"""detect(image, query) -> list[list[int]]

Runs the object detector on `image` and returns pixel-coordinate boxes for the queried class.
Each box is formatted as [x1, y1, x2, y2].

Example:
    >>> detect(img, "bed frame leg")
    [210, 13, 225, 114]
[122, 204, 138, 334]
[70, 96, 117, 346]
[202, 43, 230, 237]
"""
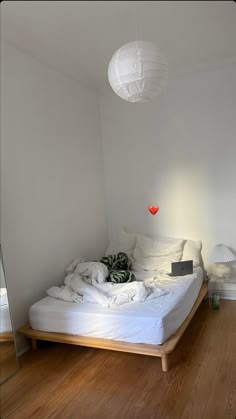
[161, 354, 169, 372]
[31, 338, 38, 351]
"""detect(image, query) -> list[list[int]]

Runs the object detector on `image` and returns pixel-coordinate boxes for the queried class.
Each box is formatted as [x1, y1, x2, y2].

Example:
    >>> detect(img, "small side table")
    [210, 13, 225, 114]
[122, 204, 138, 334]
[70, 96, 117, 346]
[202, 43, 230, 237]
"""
[208, 276, 236, 301]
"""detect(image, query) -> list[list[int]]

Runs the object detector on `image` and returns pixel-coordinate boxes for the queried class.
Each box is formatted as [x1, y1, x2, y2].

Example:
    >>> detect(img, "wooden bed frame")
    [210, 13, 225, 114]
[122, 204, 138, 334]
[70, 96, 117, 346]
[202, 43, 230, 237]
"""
[0, 332, 14, 342]
[18, 283, 208, 372]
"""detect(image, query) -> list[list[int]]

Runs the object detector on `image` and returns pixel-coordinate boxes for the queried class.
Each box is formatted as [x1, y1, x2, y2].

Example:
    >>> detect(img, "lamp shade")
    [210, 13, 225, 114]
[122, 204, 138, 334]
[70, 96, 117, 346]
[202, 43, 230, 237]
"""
[209, 244, 236, 263]
[108, 41, 168, 103]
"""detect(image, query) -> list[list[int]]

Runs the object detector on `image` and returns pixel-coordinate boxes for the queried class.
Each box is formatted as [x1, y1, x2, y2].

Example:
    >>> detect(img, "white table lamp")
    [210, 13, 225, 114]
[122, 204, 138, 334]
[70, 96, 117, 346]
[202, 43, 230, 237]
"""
[209, 244, 236, 278]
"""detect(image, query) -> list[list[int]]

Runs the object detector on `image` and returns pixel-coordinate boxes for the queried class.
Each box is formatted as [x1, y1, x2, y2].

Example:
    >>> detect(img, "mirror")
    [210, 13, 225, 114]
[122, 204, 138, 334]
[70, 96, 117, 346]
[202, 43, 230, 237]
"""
[0, 244, 19, 383]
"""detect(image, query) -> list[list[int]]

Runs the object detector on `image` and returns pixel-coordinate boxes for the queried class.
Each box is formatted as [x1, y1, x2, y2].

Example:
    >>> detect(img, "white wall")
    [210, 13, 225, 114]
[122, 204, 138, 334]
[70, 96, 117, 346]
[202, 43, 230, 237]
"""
[1, 43, 108, 352]
[100, 63, 236, 272]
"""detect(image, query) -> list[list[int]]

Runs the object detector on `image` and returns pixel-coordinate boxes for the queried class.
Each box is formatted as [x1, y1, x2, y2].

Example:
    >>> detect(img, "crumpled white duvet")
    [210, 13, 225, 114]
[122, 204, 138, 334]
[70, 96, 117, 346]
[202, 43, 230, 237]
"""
[0, 288, 8, 307]
[47, 261, 169, 307]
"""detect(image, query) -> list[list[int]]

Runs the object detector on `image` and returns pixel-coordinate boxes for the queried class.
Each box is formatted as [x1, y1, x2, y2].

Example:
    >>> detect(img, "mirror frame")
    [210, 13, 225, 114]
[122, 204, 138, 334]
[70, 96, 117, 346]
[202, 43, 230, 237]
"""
[0, 244, 19, 384]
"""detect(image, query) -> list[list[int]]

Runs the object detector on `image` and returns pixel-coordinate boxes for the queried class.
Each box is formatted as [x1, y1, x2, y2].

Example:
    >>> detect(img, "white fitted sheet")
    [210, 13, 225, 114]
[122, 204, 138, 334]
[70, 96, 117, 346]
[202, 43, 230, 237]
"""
[29, 267, 203, 345]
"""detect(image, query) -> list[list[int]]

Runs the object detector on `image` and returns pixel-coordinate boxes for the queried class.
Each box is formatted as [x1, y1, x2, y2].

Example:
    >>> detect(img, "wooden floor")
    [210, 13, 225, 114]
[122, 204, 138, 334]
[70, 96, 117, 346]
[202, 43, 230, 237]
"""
[0, 342, 18, 384]
[1, 300, 236, 419]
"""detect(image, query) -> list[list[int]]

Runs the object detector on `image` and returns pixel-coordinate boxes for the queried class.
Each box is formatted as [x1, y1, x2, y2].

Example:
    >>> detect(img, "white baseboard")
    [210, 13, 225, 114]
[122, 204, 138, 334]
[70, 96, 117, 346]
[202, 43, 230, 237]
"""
[217, 290, 236, 300]
[209, 280, 236, 300]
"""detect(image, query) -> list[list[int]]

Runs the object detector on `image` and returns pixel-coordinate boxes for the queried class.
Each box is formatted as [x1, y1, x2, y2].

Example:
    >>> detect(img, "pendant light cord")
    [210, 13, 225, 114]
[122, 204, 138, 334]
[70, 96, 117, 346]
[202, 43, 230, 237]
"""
[135, 3, 141, 40]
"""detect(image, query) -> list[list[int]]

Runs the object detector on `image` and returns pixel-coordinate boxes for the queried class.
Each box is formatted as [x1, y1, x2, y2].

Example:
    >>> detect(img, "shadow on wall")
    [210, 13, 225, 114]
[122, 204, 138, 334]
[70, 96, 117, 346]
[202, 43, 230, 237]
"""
[146, 165, 214, 271]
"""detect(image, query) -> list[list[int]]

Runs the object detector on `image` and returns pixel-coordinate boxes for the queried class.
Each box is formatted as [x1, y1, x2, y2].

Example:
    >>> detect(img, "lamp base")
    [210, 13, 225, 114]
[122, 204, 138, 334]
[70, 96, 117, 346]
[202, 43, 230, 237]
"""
[214, 263, 231, 278]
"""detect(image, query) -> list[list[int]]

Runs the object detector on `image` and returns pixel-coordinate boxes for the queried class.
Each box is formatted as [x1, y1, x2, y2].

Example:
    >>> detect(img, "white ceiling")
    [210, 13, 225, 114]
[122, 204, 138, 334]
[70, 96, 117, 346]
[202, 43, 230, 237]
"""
[1, 1, 236, 89]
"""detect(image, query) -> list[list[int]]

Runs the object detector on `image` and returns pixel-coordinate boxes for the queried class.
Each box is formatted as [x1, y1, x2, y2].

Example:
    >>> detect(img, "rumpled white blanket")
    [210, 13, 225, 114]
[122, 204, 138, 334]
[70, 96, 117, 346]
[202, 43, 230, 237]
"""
[47, 260, 169, 307]
[0, 288, 8, 307]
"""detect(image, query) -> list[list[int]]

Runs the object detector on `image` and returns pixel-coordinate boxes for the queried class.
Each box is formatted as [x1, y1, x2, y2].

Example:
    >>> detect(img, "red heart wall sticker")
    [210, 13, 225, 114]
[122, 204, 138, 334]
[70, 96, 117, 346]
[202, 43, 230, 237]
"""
[148, 205, 159, 215]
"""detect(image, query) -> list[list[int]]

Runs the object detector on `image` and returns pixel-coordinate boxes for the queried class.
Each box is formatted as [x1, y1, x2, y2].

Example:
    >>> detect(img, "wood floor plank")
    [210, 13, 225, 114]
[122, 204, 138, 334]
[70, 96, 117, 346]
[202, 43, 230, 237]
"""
[1, 300, 236, 419]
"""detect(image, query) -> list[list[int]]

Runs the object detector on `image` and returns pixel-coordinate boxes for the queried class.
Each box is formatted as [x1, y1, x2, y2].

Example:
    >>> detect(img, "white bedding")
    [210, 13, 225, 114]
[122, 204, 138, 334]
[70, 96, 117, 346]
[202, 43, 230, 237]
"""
[0, 304, 12, 333]
[47, 260, 168, 307]
[0, 288, 12, 333]
[0, 288, 8, 307]
[29, 267, 203, 345]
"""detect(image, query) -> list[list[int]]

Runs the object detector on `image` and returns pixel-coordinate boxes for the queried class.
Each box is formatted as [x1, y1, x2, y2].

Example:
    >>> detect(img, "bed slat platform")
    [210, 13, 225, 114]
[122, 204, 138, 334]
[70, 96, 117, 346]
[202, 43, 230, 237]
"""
[18, 283, 208, 372]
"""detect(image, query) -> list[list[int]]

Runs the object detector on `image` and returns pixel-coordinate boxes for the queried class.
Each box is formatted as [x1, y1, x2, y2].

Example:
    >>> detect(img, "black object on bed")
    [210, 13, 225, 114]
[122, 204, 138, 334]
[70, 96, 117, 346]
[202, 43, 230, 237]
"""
[169, 260, 193, 276]
[100, 252, 135, 283]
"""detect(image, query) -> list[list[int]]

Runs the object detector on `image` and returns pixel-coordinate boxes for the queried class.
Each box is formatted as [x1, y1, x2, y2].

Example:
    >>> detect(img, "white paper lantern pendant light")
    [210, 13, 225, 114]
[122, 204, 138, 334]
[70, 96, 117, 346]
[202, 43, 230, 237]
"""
[108, 40, 168, 103]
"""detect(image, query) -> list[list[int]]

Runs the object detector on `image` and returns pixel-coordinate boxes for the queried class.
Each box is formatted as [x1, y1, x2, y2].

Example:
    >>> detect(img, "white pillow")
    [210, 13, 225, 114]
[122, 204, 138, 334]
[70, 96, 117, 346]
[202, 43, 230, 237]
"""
[182, 240, 202, 267]
[132, 254, 182, 272]
[134, 234, 184, 257]
[105, 229, 136, 257]
[132, 234, 184, 272]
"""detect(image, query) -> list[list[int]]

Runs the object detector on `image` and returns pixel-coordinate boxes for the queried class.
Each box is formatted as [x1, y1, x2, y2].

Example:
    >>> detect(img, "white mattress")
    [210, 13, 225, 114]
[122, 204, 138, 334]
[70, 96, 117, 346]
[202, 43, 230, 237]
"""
[29, 267, 203, 345]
